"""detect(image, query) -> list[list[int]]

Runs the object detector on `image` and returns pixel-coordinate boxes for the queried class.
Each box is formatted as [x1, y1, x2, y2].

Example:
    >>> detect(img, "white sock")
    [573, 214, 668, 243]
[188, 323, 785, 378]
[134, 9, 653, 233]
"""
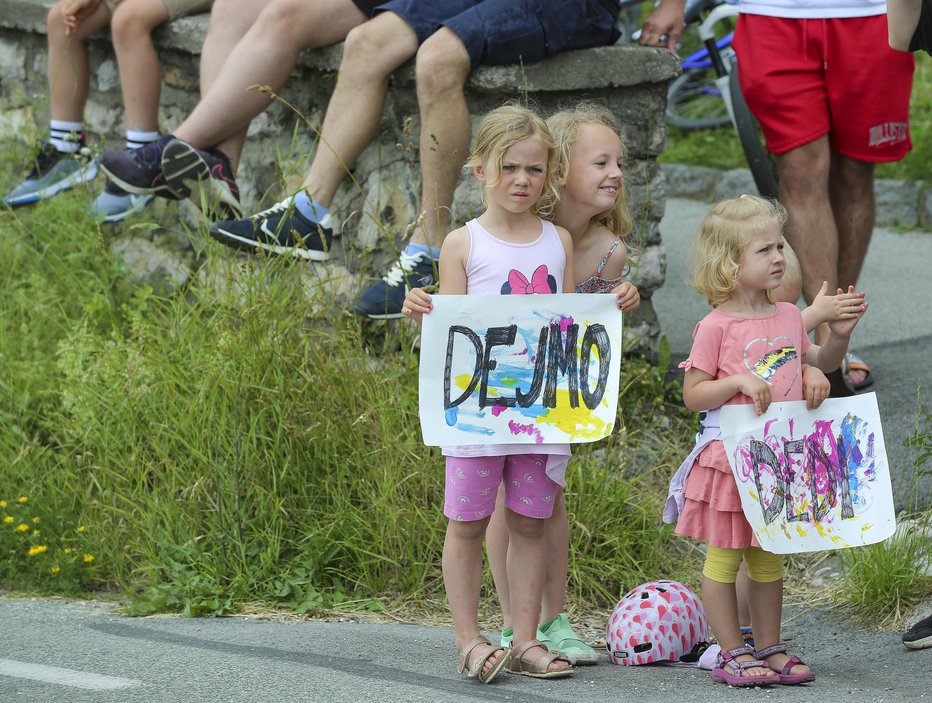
[49, 120, 83, 153]
[126, 130, 159, 150]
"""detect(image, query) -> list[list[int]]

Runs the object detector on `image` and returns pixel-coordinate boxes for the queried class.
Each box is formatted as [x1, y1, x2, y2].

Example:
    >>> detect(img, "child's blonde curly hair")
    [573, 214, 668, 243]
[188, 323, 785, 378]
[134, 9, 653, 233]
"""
[692, 194, 788, 306]
[466, 104, 561, 219]
[546, 102, 634, 244]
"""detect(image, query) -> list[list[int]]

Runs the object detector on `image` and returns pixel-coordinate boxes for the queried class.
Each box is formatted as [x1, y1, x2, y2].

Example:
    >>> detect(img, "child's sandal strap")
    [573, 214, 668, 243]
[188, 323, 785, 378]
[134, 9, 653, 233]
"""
[723, 644, 755, 660]
[754, 643, 788, 659]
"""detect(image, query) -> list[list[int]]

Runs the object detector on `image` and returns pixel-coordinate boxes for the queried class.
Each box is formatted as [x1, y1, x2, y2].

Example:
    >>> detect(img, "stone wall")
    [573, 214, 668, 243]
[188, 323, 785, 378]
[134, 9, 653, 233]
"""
[0, 0, 679, 350]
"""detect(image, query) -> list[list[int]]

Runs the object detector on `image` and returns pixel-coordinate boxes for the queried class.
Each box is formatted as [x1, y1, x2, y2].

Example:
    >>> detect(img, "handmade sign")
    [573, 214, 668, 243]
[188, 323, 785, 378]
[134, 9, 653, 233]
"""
[721, 393, 894, 554]
[419, 294, 621, 446]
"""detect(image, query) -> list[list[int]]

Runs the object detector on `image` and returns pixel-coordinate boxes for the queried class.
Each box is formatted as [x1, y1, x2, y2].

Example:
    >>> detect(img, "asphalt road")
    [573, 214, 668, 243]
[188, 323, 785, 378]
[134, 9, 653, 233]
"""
[1, 597, 930, 703]
[652, 197, 932, 509]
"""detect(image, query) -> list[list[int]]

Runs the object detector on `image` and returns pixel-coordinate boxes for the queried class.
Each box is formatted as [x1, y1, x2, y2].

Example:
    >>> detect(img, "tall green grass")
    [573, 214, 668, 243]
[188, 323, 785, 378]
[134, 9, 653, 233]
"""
[0, 152, 694, 616]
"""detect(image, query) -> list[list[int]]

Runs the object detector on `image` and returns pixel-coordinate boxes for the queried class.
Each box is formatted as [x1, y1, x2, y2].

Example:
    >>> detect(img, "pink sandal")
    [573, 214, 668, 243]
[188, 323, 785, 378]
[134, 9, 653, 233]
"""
[711, 645, 777, 687]
[754, 643, 816, 685]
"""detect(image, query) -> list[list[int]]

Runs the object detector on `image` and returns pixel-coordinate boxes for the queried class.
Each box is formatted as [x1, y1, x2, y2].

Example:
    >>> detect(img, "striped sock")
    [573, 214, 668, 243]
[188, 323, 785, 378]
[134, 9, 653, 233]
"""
[49, 120, 84, 153]
[126, 130, 159, 150]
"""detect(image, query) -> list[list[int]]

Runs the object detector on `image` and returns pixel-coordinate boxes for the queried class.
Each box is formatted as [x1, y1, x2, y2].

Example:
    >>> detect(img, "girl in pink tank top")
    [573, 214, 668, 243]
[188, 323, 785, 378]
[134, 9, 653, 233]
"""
[411, 105, 576, 684]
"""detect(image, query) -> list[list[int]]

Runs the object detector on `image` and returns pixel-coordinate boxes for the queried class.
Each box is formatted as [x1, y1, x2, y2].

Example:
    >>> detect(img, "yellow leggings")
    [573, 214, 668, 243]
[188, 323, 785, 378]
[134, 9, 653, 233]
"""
[703, 545, 783, 583]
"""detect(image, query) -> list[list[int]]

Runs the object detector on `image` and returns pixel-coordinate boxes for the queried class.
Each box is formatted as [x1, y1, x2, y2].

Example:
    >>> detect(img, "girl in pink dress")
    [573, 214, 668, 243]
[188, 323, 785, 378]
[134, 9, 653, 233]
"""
[673, 195, 865, 687]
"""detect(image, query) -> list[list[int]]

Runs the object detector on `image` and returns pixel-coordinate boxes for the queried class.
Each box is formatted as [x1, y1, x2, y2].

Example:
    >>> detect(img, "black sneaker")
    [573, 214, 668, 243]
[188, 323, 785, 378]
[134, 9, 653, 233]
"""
[209, 197, 332, 260]
[161, 139, 242, 218]
[903, 613, 932, 649]
[354, 250, 437, 319]
[99, 135, 179, 199]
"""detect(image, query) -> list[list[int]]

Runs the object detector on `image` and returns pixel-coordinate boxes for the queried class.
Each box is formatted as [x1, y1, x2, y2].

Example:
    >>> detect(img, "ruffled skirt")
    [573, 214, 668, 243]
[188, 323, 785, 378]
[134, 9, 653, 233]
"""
[674, 439, 760, 549]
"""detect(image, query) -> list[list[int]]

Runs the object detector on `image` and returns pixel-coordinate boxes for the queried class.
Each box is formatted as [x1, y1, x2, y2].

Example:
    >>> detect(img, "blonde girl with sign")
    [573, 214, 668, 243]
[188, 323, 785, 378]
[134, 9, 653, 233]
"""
[424, 104, 575, 683]
[671, 195, 864, 686]
[405, 103, 641, 664]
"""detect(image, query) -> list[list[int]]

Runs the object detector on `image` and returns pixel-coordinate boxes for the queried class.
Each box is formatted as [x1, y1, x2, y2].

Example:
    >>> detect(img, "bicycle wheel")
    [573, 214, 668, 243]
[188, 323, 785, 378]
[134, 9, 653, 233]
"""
[728, 68, 779, 199]
[666, 66, 732, 131]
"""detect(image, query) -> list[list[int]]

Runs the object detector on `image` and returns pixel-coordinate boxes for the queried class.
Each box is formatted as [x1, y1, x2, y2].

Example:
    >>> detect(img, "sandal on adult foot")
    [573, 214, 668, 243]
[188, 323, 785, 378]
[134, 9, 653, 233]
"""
[754, 643, 815, 685]
[457, 636, 510, 684]
[507, 639, 573, 679]
[843, 352, 873, 391]
[711, 645, 776, 687]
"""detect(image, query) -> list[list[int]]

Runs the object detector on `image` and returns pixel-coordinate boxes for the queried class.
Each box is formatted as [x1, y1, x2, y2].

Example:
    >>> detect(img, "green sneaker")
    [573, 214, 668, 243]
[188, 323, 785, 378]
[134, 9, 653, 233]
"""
[538, 612, 599, 665]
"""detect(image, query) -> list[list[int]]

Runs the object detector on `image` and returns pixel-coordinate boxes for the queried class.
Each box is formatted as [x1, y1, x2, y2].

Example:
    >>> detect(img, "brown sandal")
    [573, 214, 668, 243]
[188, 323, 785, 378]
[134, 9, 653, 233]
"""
[507, 639, 573, 679]
[457, 636, 510, 684]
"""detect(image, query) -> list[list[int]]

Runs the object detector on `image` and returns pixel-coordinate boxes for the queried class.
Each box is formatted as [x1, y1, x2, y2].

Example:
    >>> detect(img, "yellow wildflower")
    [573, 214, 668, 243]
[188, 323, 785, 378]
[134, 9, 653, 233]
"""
[3, 516, 12, 524]
[27, 545, 47, 557]
[83, 554, 94, 563]
[32, 517, 40, 523]
[16, 523, 29, 533]
[51, 566, 60, 574]
[32, 529, 40, 536]
[17, 496, 27, 503]
[64, 548, 72, 554]
[0, 500, 6, 508]
[76, 525, 86, 533]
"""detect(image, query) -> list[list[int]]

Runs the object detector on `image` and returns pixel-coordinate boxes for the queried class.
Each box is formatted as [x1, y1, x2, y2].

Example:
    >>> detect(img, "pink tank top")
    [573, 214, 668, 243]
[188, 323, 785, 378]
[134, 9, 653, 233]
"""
[464, 217, 566, 295]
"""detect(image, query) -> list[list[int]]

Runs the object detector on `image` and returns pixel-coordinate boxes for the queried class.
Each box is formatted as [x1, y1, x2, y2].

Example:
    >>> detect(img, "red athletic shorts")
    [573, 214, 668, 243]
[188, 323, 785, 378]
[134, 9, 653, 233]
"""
[733, 13, 915, 161]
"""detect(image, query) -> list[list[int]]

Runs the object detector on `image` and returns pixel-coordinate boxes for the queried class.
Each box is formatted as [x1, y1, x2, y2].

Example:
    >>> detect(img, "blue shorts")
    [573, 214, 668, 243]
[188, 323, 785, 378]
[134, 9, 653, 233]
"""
[375, 0, 618, 67]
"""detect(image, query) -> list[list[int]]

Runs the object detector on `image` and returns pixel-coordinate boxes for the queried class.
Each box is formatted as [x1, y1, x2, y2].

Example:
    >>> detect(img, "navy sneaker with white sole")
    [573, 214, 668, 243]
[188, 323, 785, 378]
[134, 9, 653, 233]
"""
[161, 138, 242, 219]
[209, 197, 332, 261]
[354, 250, 438, 319]
[903, 613, 932, 650]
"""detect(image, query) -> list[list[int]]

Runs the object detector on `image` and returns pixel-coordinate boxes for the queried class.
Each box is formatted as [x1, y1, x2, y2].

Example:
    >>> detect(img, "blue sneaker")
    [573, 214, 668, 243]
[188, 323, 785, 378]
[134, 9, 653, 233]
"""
[91, 180, 155, 223]
[3, 142, 98, 207]
[209, 197, 332, 261]
[354, 250, 437, 320]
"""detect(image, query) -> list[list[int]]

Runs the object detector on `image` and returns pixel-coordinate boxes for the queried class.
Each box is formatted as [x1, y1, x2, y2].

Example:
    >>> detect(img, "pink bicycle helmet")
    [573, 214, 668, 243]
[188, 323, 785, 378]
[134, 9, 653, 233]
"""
[606, 579, 708, 665]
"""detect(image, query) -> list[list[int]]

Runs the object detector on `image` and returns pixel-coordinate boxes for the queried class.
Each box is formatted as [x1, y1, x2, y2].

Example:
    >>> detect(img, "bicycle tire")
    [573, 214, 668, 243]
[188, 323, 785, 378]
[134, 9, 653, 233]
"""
[666, 67, 732, 131]
[728, 68, 779, 199]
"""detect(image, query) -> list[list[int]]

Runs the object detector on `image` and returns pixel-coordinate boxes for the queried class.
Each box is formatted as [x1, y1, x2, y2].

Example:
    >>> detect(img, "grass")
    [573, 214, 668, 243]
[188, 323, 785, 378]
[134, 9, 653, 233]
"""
[661, 51, 932, 183]
[0, 145, 697, 619]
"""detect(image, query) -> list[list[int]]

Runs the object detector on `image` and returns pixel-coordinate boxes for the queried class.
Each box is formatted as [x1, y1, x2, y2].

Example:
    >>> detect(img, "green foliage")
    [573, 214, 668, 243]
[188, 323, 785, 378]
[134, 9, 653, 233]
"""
[660, 52, 932, 183]
[0, 159, 693, 616]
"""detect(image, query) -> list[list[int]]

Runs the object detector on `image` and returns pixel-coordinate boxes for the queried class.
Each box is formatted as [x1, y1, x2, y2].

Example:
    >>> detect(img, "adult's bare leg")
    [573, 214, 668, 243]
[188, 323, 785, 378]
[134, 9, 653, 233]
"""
[776, 136, 837, 343]
[829, 153, 875, 290]
[300, 12, 419, 206]
[178, 0, 369, 170]
[828, 153, 875, 385]
[409, 27, 472, 249]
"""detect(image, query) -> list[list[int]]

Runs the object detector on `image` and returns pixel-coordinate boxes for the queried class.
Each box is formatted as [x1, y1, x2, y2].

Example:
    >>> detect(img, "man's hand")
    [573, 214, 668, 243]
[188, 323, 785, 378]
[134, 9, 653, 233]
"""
[639, 0, 687, 52]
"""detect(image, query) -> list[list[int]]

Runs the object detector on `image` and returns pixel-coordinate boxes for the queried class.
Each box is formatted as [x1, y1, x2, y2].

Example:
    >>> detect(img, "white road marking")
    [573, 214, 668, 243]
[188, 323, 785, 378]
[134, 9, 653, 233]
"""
[0, 658, 141, 690]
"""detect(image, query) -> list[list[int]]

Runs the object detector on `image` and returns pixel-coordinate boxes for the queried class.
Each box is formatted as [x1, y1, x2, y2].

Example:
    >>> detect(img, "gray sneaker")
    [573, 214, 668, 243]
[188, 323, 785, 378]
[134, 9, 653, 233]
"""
[3, 142, 98, 207]
[91, 180, 155, 223]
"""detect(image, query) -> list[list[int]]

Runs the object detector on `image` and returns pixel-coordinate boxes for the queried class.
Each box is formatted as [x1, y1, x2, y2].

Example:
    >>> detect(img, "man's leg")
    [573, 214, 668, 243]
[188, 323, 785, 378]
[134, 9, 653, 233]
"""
[187, 0, 269, 169]
[300, 11, 419, 206]
[353, 26, 470, 319]
[180, 0, 369, 171]
[829, 154, 875, 291]
[409, 27, 472, 249]
[207, 11, 418, 260]
[776, 137, 838, 311]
